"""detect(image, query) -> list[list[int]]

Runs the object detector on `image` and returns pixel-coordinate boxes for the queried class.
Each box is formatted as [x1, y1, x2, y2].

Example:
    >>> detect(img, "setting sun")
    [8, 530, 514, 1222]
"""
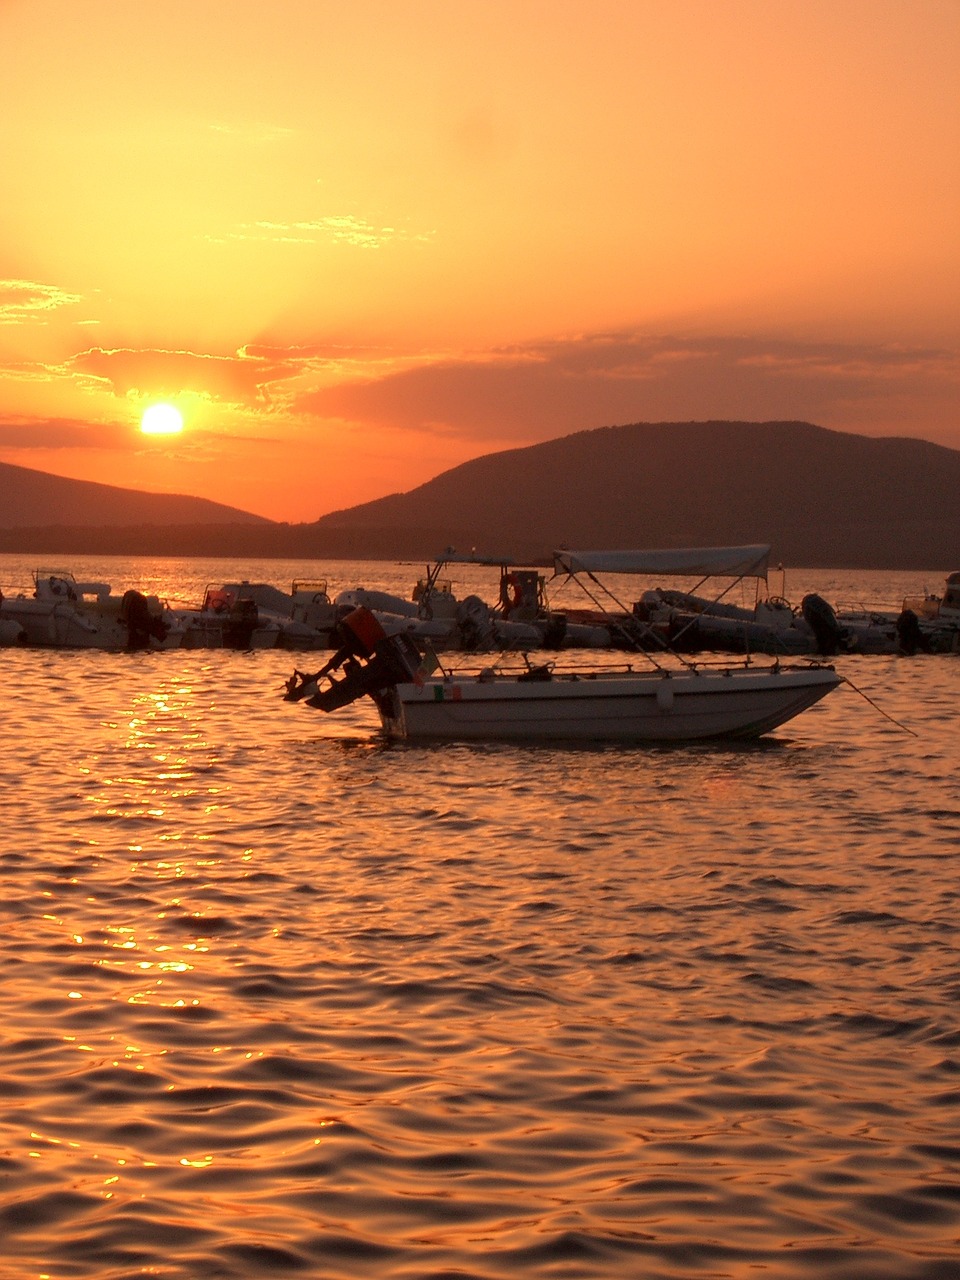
[140, 403, 184, 436]
[0, 2, 957, 521]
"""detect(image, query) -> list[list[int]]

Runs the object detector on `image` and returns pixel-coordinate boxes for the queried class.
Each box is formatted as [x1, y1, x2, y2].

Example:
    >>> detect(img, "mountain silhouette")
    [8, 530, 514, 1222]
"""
[310, 420, 959, 568]
[0, 421, 956, 568]
[0, 459, 267, 527]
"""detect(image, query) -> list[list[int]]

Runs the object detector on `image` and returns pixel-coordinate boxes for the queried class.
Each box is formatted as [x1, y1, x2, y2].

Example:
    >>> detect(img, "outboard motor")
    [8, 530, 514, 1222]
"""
[801, 593, 845, 656]
[539, 612, 568, 649]
[284, 607, 423, 713]
[121, 588, 168, 651]
[223, 597, 259, 649]
[895, 607, 930, 655]
[456, 595, 495, 651]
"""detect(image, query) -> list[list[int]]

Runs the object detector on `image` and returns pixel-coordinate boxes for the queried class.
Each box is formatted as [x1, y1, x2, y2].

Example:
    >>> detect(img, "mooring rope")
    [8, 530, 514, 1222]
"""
[840, 673, 917, 736]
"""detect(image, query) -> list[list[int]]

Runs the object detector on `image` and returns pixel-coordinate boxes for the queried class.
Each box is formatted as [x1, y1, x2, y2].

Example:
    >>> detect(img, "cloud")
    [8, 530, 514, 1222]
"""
[0, 415, 136, 450]
[0, 279, 82, 326]
[208, 215, 432, 250]
[69, 345, 309, 406]
[294, 331, 960, 449]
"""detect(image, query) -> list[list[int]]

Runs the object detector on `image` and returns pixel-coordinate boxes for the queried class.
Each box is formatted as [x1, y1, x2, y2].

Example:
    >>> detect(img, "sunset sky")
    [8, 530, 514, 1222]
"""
[1, 0, 957, 523]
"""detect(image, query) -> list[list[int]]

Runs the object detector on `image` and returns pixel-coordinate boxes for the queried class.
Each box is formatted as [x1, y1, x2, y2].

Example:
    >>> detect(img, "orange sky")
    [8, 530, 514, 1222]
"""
[1, 0, 957, 523]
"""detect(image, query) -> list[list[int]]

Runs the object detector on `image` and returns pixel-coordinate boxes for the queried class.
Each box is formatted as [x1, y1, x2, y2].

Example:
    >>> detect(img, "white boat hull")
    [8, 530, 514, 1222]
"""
[377, 665, 841, 743]
[0, 597, 182, 650]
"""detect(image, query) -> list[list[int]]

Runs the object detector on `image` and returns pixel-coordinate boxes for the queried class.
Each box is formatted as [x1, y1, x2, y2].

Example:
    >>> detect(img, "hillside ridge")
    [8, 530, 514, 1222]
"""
[0, 421, 956, 569]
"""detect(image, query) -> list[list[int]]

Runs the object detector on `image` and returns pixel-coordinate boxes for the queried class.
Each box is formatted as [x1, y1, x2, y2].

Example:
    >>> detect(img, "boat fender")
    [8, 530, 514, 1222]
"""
[656, 679, 674, 711]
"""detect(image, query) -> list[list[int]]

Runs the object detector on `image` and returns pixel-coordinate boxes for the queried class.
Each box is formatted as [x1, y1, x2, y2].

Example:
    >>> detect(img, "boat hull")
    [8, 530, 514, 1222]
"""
[377, 665, 841, 743]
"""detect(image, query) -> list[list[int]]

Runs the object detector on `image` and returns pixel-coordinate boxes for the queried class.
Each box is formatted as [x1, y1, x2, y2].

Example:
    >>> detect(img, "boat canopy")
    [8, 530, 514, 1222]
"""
[554, 545, 771, 579]
[432, 551, 523, 567]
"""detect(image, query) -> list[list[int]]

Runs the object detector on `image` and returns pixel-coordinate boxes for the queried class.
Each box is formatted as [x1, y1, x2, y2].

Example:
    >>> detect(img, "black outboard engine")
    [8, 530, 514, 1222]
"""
[284, 607, 423, 713]
[121, 589, 168, 651]
[801, 593, 845, 656]
[224, 597, 259, 649]
[539, 612, 568, 650]
[895, 607, 930, 655]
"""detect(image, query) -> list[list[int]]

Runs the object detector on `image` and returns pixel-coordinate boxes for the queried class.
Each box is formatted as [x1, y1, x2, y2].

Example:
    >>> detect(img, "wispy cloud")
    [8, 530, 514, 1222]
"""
[0, 280, 82, 326]
[210, 216, 433, 250]
[294, 331, 960, 448]
[4, 331, 956, 465]
[68, 345, 303, 406]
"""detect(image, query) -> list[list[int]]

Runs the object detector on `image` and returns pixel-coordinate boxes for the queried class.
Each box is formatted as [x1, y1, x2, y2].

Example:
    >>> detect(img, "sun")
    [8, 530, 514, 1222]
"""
[140, 403, 184, 436]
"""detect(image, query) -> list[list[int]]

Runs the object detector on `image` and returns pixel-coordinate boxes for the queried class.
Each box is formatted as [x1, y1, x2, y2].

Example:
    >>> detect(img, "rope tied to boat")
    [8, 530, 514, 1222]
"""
[838, 673, 917, 736]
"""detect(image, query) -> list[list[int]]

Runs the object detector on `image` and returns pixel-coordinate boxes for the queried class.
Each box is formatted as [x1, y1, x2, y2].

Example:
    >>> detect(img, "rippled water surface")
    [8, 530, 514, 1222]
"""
[1, 557, 958, 1279]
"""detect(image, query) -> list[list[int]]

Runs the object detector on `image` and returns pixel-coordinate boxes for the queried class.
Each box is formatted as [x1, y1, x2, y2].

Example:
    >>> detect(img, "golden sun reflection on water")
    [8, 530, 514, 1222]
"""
[0, 637, 957, 1279]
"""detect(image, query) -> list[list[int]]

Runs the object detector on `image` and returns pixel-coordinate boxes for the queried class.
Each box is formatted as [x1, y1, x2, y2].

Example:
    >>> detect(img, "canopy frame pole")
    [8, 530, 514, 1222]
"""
[558, 566, 694, 671]
[665, 572, 761, 652]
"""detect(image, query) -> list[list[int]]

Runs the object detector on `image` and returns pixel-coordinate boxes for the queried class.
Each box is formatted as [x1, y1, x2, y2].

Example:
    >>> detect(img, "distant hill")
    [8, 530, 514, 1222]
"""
[0, 460, 268, 527]
[309, 420, 959, 569]
[0, 422, 956, 568]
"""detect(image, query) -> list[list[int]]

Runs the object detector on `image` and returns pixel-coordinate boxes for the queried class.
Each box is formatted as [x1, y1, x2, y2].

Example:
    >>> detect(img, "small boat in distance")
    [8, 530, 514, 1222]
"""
[0, 569, 181, 650]
[283, 548, 844, 744]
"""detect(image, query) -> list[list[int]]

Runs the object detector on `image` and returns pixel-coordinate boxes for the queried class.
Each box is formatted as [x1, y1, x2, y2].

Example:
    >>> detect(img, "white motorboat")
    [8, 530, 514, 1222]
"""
[359, 654, 840, 743]
[220, 580, 341, 649]
[283, 553, 842, 744]
[826, 571, 960, 655]
[174, 584, 284, 650]
[332, 578, 546, 652]
[892, 571, 960, 653]
[0, 570, 182, 650]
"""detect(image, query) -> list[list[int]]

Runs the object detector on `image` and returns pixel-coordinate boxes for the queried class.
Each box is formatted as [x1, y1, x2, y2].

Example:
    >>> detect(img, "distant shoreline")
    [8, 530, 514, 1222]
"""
[0, 525, 952, 573]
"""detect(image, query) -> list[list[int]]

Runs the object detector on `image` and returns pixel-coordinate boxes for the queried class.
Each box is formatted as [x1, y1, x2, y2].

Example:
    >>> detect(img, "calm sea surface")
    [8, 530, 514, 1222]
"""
[1, 555, 958, 1280]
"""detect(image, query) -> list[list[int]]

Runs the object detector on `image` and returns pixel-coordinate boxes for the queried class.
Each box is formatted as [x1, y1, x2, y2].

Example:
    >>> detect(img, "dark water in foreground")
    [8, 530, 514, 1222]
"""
[1, 558, 958, 1279]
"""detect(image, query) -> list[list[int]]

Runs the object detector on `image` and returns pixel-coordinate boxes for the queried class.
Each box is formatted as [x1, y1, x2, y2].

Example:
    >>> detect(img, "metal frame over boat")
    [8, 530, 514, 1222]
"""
[283, 547, 843, 744]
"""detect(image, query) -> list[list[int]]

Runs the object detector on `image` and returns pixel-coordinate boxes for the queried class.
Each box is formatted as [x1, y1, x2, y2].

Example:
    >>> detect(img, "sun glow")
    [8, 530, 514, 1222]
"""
[140, 403, 184, 436]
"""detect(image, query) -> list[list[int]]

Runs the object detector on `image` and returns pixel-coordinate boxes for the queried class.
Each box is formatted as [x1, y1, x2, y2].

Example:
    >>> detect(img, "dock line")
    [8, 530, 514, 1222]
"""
[840, 673, 917, 736]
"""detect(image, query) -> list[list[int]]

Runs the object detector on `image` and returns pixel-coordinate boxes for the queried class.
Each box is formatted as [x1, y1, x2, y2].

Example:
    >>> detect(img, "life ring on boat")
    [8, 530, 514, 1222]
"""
[499, 572, 524, 614]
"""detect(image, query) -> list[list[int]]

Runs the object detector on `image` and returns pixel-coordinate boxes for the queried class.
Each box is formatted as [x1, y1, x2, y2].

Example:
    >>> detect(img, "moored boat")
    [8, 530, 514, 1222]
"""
[373, 657, 840, 743]
[0, 570, 182, 650]
[828, 571, 960, 655]
[283, 549, 844, 744]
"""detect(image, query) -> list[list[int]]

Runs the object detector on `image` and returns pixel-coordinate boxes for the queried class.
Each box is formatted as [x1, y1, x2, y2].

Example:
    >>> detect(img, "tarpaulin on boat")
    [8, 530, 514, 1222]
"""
[554, 545, 771, 579]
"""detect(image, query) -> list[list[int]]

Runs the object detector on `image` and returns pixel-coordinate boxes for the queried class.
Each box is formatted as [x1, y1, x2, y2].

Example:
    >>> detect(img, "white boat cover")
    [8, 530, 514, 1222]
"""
[554, 545, 771, 579]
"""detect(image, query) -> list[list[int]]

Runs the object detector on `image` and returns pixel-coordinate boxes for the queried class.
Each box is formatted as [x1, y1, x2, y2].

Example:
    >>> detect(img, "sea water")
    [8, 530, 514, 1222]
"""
[0, 556, 958, 1279]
